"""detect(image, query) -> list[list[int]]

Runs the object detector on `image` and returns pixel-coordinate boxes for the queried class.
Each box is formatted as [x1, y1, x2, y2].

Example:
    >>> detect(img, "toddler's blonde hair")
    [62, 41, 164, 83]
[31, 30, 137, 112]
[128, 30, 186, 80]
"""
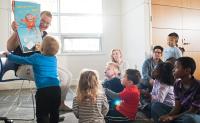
[106, 62, 120, 75]
[41, 36, 59, 56]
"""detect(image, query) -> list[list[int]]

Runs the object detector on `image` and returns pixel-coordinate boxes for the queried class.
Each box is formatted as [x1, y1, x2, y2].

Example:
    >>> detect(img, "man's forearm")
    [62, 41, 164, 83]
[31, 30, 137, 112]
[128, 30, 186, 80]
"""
[7, 32, 19, 51]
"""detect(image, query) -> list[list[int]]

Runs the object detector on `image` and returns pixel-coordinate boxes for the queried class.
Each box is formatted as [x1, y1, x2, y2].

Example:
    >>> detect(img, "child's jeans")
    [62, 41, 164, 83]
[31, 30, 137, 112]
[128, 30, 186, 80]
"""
[151, 102, 173, 123]
[35, 86, 61, 123]
[171, 114, 200, 123]
[151, 102, 200, 123]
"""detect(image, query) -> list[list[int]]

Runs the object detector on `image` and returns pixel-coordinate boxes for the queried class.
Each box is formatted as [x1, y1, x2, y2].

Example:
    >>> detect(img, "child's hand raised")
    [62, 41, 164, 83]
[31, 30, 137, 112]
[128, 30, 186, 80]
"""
[35, 43, 41, 51]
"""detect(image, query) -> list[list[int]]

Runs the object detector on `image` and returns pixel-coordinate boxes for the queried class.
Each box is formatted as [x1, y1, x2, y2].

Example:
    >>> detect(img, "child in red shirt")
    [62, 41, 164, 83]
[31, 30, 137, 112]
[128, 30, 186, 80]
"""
[105, 69, 140, 122]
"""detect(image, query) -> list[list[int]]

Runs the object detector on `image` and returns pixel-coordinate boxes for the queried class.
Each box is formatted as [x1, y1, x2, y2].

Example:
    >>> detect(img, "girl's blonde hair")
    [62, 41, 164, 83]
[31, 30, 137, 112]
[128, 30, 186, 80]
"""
[111, 49, 122, 63]
[76, 69, 101, 104]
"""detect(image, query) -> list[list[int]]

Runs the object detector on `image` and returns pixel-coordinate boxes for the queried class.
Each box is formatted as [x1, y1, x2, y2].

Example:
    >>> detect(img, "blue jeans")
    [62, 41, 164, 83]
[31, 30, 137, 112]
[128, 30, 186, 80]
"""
[151, 102, 172, 123]
[151, 102, 200, 123]
[0, 58, 18, 80]
[171, 114, 200, 123]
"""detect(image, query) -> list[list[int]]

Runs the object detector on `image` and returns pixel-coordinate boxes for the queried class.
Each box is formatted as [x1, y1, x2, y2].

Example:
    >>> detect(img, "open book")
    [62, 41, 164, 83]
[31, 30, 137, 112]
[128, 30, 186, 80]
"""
[13, 1, 42, 53]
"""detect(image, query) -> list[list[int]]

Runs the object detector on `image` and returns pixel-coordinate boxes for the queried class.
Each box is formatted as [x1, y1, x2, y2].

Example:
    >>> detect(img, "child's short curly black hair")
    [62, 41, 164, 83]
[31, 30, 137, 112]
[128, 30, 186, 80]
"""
[126, 69, 141, 85]
[176, 57, 196, 75]
[154, 62, 175, 86]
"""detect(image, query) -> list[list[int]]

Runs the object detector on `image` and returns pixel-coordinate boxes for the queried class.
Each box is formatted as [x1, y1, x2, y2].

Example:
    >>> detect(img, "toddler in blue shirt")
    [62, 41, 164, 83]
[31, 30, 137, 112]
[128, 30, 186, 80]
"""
[4, 36, 61, 123]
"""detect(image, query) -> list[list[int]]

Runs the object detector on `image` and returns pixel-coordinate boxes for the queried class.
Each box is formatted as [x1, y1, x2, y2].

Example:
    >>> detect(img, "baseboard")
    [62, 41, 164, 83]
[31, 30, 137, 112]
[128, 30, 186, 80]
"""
[0, 80, 35, 90]
[0, 79, 78, 91]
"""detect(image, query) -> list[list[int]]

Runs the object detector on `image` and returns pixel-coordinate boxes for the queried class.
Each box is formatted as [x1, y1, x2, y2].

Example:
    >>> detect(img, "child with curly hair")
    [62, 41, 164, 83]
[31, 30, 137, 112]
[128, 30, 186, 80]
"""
[73, 69, 109, 123]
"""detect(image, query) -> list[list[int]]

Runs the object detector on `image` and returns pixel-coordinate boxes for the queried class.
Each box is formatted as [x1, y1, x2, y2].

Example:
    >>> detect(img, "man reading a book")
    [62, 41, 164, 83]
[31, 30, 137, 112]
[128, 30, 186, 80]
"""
[6, 11, 71, 113]
[7, 11, 52, 53]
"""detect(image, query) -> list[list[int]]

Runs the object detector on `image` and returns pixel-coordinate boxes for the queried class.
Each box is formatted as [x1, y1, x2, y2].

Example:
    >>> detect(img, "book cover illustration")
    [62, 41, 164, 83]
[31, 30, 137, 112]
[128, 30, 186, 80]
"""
[14, 1, 42, 53]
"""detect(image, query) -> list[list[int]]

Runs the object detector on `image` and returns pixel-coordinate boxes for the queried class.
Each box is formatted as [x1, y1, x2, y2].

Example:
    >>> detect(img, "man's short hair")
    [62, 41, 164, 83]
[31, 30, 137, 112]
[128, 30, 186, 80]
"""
[153, 45, 163, 52]
[176, 57, 196, 75]
[40, 11, 52, 18]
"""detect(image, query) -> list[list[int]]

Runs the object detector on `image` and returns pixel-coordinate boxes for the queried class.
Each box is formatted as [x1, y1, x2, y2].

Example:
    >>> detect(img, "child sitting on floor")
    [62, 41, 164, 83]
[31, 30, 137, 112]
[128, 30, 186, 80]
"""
[158, 57, 200, 123]
[72, 69, 109, 123]
[147, 62, 175, 120]
[103, 62, 124, 94]
[105, 69, 140, 123]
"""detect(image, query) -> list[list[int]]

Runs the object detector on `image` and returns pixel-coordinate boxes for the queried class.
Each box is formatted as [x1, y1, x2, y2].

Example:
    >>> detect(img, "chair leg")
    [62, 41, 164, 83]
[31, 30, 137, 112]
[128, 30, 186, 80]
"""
[16, 80, 25, 106]
[29, 80, 36, 120]
[16, 80, 36, 121]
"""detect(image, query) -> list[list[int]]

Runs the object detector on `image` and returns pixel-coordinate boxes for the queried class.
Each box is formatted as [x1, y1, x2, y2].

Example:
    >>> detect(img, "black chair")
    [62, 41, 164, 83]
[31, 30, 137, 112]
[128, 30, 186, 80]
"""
[0, 57, 22, 82]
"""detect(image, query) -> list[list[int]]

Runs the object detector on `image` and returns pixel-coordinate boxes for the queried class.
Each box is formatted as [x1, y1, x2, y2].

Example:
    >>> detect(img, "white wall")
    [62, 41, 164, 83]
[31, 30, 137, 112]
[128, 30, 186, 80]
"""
[1, 0, 122, 86]
[57, 0, 122, 85]
[1, 0, 152, 87]
[0, 0, 11, 51]
[0, 0, 122, 86]
[121, 0, 151, 71]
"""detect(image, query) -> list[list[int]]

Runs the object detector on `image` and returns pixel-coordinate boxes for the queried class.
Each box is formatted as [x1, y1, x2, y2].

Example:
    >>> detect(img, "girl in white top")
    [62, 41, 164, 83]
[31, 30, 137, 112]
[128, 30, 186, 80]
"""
[73, 69, 109, 123]
[151, 62, 175, 107]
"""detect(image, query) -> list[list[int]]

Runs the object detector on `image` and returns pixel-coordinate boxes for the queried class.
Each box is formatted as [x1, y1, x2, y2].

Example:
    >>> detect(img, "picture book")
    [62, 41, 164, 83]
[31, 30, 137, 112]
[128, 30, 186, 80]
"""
[13, 1, 42, 53]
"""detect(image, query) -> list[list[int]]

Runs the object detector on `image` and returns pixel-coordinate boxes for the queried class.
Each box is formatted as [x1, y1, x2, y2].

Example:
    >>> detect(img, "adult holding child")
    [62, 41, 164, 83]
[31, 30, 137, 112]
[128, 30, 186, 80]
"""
[6, 11, 71, 112]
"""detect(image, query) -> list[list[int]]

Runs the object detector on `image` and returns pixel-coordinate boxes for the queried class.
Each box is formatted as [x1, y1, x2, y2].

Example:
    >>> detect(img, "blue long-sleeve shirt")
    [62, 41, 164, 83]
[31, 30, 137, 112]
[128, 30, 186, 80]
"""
[8, 53, 60, 89]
